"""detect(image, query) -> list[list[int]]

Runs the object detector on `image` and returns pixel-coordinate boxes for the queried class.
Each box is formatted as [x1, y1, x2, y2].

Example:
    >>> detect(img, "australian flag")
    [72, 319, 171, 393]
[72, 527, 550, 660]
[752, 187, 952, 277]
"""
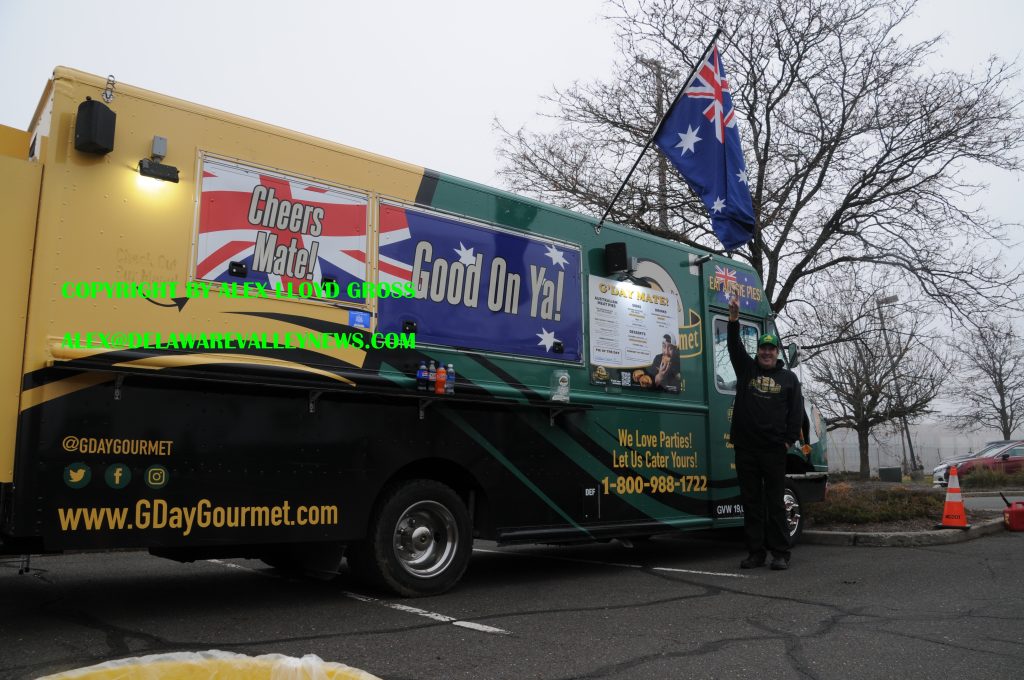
[653, 42, 755, 251]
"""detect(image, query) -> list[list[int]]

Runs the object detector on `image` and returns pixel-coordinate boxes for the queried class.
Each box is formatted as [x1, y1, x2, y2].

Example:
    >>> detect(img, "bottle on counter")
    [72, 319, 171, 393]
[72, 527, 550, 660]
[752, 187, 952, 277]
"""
[416, 360, 428, 391]
[427, 360, 436, 388]
[435, 363, 447, 395]
[550, 369, 570, 402]
[445, 364, 455, 394]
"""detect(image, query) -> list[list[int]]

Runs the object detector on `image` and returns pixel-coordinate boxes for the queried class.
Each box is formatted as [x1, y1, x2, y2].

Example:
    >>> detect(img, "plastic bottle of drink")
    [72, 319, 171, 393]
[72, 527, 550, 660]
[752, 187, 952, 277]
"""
[445, 364, 455, 394]
[435, 363, 447, 395]
[416, 361, 428, 391]
[427, 360, 436, 388]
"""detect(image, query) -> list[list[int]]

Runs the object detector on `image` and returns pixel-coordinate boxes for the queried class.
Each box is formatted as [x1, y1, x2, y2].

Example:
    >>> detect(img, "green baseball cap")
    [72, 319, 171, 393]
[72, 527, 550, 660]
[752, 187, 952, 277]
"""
[758, 333, 780, 348]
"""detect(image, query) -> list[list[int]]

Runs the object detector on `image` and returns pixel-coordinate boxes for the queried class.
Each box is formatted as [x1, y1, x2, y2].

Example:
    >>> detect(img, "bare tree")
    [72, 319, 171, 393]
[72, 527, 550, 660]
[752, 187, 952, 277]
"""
[946, 324, 1024, 439]
[497, 0, 1024, 336]
[804, 273, 945, 478]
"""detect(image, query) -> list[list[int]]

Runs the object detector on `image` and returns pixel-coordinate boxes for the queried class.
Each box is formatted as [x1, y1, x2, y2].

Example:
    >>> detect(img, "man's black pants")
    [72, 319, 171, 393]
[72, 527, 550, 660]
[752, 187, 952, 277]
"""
[735, 446, 790, 560]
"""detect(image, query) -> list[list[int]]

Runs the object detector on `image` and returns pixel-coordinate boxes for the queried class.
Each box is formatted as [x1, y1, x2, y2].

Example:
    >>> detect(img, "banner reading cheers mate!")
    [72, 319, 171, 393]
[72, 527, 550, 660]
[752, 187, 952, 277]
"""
[195, 156, 372, 294]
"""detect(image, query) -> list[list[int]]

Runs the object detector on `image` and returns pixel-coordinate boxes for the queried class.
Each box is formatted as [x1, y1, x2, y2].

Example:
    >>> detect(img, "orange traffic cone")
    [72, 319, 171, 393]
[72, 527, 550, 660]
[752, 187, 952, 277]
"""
[935, 466, 971, 530]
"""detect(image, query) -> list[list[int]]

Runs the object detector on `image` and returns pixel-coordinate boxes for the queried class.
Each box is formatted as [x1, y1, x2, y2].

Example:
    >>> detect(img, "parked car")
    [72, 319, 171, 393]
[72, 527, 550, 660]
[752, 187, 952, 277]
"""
[933, 452, 986, 486]
[933, 442, 1009, 486]
[949, 441, 1024, 483]
[933, 441, 1024, 486]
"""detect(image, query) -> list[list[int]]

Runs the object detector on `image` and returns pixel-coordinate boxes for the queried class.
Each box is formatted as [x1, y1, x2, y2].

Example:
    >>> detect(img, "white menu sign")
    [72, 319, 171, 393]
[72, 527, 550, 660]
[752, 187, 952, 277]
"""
[588, 275, 680, 377]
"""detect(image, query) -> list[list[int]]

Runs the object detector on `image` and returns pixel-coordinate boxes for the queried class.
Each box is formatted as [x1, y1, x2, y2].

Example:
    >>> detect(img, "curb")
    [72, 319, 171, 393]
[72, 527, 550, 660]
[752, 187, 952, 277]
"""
[961, 489, 1024, 498]
[803, 518, 1008, 547]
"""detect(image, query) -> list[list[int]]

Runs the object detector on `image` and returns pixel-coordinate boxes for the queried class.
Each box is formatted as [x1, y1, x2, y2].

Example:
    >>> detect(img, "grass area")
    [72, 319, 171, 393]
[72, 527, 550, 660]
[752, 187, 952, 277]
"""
[828, 469, 1024, 489]
[829, 470, 935, 484]
[806, 482, 943, 525]
[828, 471, 873, 482]
[959, 469, 1024, 489]
[826, 471, 928, 484]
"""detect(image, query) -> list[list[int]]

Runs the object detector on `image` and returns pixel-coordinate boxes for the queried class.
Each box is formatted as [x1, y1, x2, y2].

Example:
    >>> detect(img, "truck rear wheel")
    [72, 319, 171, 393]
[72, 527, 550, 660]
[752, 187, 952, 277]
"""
[347, 479, 472, 597]
[784, 485, 803, 545]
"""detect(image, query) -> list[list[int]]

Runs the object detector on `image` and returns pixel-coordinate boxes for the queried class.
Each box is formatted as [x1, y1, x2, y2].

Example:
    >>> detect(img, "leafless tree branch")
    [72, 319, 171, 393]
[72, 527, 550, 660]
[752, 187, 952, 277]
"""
[496, 0, 1024, 348]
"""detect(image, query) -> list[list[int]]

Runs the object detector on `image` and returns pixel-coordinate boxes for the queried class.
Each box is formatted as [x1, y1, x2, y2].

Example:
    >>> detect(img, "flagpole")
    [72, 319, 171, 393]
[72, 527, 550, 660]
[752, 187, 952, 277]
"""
[594, 28, 721, 235]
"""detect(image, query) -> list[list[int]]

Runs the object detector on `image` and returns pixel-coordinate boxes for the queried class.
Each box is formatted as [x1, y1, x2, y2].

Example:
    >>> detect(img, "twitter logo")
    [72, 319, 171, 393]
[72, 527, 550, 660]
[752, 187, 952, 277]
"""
[64, 463, 91, 489]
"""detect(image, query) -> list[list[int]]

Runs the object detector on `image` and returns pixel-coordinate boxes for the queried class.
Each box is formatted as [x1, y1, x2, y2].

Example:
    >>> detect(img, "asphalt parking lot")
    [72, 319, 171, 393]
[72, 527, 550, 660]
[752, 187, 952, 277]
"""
[2, 528, 1022, 680]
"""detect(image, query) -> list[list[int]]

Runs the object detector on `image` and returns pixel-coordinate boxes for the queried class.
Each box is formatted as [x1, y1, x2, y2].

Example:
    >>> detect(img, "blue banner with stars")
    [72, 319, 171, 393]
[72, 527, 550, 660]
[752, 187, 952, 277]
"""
[377, 204, 582, 361]
[653, 42, 755, 251]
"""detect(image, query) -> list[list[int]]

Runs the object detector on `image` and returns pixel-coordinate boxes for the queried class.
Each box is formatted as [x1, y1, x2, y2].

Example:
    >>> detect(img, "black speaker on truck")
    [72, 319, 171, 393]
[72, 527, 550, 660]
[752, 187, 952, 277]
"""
[74, 98, 116, 155]
[605, 242, 629, 274]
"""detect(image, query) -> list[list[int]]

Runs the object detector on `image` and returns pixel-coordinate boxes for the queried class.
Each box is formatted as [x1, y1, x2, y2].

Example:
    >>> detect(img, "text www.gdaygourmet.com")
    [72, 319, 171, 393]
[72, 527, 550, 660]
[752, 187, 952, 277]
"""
[57, 499, 339, 536]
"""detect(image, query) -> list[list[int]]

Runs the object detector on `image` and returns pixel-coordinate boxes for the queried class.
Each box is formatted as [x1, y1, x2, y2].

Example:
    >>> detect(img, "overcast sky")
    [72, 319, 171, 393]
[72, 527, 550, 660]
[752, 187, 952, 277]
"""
[1, 0, 1021, 228]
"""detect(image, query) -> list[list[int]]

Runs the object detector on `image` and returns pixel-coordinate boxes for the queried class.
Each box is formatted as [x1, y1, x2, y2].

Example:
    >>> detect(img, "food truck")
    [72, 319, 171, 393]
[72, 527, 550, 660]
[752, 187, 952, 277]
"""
[0, 68, 827, 596]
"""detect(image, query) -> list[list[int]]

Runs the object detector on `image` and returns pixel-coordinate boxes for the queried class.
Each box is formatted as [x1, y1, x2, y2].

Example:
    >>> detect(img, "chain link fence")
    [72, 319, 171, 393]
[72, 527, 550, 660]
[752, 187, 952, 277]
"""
[825, 423, 1009, 475]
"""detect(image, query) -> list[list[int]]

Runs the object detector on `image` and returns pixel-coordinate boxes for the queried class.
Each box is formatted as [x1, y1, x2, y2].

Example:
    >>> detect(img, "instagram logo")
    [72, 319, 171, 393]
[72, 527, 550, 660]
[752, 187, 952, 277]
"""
[145, 465, 168, 489]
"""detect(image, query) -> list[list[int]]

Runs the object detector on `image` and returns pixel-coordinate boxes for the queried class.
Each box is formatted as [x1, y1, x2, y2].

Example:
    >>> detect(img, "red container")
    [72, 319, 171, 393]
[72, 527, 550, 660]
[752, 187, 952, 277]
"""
[1004, 501, 1024, 531]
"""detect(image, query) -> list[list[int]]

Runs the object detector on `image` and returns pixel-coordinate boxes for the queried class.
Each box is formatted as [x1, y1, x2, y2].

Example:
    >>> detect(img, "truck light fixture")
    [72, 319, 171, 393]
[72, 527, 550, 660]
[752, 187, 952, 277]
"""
[138, 158, 179, 183]
[138, 135, 178, 182]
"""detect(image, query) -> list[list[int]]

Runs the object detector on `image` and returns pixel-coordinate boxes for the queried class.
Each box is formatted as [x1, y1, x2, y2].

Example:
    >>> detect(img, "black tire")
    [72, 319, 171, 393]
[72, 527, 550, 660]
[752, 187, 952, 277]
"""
[347, 479, 472, 597]
[783, 485, 803, 546]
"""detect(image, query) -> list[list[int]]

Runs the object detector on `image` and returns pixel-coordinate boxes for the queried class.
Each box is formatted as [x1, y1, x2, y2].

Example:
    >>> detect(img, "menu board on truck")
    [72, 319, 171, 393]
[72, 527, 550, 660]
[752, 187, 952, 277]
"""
[588, 275, 681, 393]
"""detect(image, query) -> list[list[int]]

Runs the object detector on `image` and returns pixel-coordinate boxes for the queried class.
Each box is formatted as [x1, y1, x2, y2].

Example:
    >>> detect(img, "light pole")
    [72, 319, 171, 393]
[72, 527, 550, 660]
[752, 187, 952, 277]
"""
[638, 57, 669, 233]
[875, 295, 920, 473]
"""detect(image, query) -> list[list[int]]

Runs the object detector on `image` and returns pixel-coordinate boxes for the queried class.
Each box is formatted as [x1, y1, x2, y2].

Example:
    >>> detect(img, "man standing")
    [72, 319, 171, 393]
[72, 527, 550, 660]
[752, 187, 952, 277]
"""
[727, 295, 803, 570]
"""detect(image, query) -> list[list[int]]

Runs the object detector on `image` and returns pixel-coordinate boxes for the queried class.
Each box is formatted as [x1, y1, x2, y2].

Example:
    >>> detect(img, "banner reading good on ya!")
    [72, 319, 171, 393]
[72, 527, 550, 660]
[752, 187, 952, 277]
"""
[376, 203, 583, 362]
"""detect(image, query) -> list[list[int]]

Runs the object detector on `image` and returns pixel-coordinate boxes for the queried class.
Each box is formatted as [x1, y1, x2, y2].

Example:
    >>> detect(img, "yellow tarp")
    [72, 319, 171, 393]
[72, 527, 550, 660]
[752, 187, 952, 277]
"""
[35, 650, 382, 680]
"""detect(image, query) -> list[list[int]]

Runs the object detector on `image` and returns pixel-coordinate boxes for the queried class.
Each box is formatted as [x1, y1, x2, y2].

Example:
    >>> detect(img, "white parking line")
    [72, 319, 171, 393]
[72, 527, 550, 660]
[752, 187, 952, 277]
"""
[343, 592, 510, 635]
[204, 559, 511, 635]
[473, 548, 749, 579]
[207, 558, 276, 576]
[650, 566, 749, 578]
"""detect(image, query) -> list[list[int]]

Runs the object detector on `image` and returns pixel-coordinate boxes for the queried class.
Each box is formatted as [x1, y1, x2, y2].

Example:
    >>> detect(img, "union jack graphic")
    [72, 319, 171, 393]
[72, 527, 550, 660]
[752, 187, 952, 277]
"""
[196, 158, 407, 292]
[685, 45, 735, 144]
[376, 204, 416, 286]
[714, 265, 736, 287]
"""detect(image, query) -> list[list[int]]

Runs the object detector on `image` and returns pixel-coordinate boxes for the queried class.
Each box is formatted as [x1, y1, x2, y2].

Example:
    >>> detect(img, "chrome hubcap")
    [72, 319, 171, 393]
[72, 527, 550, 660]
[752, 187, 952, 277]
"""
[784, 490, 801, 537]
[393, 500, 458, 578]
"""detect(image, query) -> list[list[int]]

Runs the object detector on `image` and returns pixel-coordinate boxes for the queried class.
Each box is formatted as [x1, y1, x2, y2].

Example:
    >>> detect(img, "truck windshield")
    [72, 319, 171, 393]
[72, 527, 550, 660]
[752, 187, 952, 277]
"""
[713, 317, 760, 393]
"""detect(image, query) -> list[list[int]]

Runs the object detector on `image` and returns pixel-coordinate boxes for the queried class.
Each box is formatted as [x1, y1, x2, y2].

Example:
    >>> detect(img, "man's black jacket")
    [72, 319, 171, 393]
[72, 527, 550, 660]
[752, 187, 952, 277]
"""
[727, 319, 803, 450]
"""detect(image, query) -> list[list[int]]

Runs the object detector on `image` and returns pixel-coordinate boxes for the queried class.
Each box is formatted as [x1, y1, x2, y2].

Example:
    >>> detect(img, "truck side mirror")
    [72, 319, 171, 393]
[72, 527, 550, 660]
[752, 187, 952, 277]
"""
[787, 342, 800, 368]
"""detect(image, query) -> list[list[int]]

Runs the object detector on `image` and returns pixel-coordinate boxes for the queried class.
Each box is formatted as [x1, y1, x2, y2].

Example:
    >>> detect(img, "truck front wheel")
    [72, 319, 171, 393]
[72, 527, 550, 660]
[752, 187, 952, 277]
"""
[347, 479, 472, 597]
[784, 485, 803, 545]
